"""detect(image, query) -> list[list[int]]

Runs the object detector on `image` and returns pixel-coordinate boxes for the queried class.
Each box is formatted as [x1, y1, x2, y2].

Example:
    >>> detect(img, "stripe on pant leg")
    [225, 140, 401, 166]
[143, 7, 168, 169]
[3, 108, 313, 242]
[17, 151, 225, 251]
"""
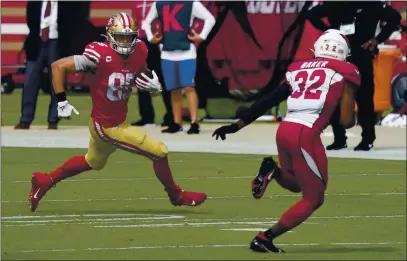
[301, 148, 323, 181]
[93, 121, 158, 160]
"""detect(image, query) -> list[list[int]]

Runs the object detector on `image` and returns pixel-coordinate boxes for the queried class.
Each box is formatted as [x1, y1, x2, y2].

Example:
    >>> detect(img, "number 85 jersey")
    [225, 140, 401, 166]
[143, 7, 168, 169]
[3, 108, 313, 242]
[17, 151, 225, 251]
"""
[74, 41, 148, 128]
[284, 57, 360, 132]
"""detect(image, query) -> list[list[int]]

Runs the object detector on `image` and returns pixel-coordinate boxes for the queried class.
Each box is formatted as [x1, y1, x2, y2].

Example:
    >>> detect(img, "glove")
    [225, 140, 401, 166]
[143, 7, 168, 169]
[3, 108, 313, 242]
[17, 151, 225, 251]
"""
[57, 100, 79, 119]
[135, 70, 162, 95]
[212, 123, 239, 140]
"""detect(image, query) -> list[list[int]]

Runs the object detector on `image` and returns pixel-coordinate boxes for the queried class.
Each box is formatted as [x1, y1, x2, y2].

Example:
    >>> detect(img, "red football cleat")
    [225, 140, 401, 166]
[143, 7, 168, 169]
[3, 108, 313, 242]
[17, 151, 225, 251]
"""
[29, 172, 53, 212]
[166, 186, 207, 207]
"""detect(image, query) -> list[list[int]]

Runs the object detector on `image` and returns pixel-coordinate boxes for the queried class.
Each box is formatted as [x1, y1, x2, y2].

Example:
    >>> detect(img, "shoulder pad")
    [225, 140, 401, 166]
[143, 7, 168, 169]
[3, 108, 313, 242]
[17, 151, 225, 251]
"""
[83, 42, 109, 64]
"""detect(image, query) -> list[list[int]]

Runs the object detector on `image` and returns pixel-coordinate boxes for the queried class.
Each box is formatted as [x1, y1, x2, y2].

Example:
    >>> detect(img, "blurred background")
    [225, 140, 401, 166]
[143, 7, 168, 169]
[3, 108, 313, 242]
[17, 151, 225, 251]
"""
[1, 1, 406, 125]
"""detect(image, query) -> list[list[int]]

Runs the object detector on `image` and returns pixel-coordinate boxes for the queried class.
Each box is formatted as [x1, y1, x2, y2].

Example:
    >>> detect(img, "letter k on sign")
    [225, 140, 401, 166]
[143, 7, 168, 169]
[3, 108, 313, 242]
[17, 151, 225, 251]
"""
[163, 4, 184, 32]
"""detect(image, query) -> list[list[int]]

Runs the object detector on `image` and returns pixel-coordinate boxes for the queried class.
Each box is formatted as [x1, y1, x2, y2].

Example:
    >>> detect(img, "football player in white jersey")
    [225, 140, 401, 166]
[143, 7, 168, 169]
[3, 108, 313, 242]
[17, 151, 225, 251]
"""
[213, 29, 360, 253]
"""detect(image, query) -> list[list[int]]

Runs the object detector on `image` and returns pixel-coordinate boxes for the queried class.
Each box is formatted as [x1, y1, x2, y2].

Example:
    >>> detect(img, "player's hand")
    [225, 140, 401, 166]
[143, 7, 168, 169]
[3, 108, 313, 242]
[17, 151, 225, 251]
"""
[57, 100, 79, 119]
[361, 38, 379, 52]
[188, 29, 203, 43]
[150, 32, 162, 44]
[212, 124, 239, 140]
[136, 70, 162, 95]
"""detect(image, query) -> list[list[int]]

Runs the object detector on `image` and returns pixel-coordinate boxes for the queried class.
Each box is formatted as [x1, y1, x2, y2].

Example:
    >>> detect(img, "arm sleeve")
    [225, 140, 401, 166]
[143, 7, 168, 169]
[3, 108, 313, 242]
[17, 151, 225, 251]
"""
[306, 3, 330, 32]
[142, 2, 158, 42]
[342, 63, 361, 87]
[192, 1, 215, 40]
[240, 83, 292, 126]
[74, 55, 97, 72]
[375, 3, 402, 44]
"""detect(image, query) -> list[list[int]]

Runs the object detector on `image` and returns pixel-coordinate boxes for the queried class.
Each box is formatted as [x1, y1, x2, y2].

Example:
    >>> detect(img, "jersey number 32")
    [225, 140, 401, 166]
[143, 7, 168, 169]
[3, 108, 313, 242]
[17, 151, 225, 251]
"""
[290, 69, 326, 100]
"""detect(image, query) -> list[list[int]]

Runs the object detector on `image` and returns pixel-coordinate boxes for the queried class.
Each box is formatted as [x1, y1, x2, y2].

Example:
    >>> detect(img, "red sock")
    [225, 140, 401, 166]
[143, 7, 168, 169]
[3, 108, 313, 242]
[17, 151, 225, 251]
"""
[275, 172, 301, 193]
[49, 156, 92, 183]
[152, 157, 179, 193]
[279, 199, 314, 230]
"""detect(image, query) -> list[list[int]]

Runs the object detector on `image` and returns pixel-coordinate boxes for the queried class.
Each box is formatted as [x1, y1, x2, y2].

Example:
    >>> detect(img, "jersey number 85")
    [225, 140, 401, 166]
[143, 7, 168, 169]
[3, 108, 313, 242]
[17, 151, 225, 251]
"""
[107, 72, 134, 101]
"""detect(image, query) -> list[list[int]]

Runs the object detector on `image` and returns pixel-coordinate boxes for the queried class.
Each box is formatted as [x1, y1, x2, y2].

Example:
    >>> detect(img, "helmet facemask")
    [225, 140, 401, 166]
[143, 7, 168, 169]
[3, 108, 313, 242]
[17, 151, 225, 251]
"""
[107, 30, 139, 55]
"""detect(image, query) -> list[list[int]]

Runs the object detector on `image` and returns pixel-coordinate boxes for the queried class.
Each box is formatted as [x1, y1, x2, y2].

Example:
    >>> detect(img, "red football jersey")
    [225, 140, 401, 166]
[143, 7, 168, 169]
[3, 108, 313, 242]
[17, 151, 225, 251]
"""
[285, 57, 360, 132]
[83, 41, 148, 127]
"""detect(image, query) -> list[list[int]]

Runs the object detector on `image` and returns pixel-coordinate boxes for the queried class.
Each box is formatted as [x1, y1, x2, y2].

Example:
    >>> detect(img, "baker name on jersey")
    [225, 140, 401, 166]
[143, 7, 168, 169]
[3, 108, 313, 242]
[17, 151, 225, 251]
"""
[300, 61, 329, 69]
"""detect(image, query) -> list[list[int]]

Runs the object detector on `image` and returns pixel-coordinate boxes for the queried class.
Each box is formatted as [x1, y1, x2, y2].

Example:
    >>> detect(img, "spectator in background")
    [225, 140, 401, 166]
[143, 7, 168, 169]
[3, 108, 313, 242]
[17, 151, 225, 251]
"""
[143, 1, 215, 134]
[306, 1, 401, 151]
[131, 1, 174, 128]
[15, 1, 90, 130]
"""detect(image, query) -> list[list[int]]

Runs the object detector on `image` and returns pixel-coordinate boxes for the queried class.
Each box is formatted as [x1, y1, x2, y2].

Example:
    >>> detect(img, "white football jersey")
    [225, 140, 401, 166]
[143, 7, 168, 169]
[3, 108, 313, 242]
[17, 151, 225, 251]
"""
[283, 58, 360, 131]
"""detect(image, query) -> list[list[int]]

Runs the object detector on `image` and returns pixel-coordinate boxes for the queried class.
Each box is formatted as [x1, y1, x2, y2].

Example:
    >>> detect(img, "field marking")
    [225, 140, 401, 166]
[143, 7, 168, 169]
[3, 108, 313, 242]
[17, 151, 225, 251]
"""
[2, 217, 186, 224]
[92, 221, 277, 228]
[2, 214, 403, 228]
[6, 173, 405, 183]
[2, 191, 406, 204]
[175, 215, 407, 222]
[222, 228, 284, 232]
[18, 241, 407, 253]
[1, 213, 182, 220]
[222, 228, 294, 233]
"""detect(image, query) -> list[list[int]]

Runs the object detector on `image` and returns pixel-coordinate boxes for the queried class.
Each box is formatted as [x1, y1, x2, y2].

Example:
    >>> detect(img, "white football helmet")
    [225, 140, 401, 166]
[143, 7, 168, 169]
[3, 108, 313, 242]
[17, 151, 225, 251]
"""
[314, 29, 350, 61]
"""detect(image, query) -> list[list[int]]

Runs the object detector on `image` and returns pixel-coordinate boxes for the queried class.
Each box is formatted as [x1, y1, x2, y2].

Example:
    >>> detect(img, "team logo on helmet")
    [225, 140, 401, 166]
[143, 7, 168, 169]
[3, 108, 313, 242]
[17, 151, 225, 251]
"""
[107, 18, 114, 27]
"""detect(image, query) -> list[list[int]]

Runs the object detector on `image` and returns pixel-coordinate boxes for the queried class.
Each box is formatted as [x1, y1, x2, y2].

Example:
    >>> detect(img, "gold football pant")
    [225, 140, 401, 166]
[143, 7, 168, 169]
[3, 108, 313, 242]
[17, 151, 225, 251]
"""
[85, 119, 168, 170]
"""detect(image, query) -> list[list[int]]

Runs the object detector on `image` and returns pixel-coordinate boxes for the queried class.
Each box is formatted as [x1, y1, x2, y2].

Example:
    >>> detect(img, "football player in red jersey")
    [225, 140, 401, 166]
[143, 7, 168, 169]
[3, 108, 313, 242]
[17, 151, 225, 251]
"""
[29, 13, 207, 212]
[213, 30, 360, 253]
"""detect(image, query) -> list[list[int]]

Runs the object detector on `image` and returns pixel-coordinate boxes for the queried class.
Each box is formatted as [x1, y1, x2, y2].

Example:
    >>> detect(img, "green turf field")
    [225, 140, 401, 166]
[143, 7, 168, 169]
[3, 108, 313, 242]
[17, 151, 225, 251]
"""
[1, 90, 287, 126]
[1, 148, 406, 260]
[1, 90, 168, 126]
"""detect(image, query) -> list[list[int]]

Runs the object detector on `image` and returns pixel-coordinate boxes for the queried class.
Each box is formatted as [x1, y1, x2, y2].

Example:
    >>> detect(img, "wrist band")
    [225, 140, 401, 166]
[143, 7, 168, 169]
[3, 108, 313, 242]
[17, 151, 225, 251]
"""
[55, 92, 67, 102]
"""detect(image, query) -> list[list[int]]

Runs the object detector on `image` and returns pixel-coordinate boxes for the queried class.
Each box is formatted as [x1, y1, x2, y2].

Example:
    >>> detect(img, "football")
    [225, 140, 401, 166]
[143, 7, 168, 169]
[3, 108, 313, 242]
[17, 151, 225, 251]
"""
[137, 69, 154, 82]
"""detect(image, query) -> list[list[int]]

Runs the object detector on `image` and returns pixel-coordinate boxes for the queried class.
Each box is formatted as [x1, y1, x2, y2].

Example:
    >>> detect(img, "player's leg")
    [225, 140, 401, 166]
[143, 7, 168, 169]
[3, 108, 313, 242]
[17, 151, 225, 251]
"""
[94, 121, 207, 206]
[272, 138, 327, 235]
[251, 124, 327, 253]
[171, 89, 183, 126]
[251, 123, 300, 199]
[179, 59, 199, 134]
[161, 59, 183, 133]
[274, 123, 301, 193]
[353, 50, 375, 150]
[29, 124, 116, 212]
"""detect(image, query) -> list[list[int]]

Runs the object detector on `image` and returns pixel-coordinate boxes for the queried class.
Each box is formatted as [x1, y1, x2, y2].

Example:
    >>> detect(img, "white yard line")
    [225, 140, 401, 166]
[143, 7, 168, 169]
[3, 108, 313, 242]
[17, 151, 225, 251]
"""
[19, 241, 407, 253]
[7, 173, 405, 183]
[2, 192, 406, 204]
[93, 221, 277, 228]
[2, 214, 404, 228]
[2, 217, 185, 223]
[1, 213, 180, 219]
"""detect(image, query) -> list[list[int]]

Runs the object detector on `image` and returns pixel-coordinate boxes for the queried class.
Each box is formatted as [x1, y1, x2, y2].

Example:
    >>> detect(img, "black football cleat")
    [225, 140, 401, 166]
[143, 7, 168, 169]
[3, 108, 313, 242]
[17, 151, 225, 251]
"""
[250, 232, 285, 253]
[251, 157, 278, 199]
[162, 123, 183, 134]
[354, 141, 374, 151]
[326, 141, 347, 150]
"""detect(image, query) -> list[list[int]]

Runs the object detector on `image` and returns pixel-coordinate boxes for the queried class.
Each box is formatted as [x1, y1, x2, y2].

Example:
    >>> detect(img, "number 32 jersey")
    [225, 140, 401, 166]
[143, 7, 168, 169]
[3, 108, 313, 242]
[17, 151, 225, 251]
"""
[75, 41, 148, 128]
[284, 57, 361, 132]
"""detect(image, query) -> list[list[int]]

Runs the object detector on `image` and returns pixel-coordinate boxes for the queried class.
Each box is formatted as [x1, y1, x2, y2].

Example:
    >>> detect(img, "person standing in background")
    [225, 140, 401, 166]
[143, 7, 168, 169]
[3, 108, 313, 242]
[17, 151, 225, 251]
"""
[15, 1, 90, 130]
[131, 0, 174, 128]
[143, 1, 215, 134]
[306, 1, 401, 151]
